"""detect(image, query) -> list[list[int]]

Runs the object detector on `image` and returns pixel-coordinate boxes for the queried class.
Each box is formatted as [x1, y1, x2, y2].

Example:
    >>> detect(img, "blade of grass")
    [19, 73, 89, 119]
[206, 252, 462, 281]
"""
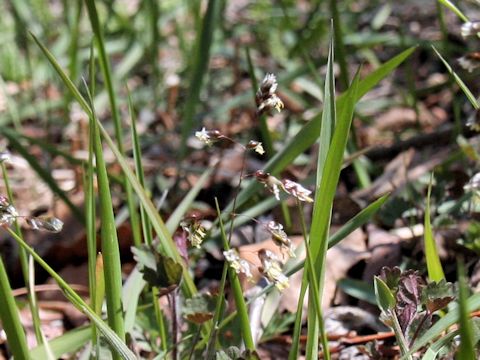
[308, 70, 360, 359]
[432, 46, 479, 110]
[2, 162, 44, 344]
[30, 326, 91, 359]
[5, 228, 136, 360]
[85, 80, 126, 352]
[180, 0, 220, 158]
[30, 31, 197, 298]
[424, 174, 445, 282]
[84, 0, 142, 247]
[437, 0, 469, 22]
[457, 259, 475, 359]
[0, 257, 30, 359]
[224, 47, 416, 215]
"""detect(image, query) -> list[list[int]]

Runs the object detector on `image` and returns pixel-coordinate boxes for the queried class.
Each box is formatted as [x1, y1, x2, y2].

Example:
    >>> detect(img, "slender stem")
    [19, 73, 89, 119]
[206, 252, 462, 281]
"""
[152, 287, 168, 352]
[170, 291, 179, 360]
[187, 326, 202, 360]
[227, 151, 247, 245]
[391, 310, 412, 359]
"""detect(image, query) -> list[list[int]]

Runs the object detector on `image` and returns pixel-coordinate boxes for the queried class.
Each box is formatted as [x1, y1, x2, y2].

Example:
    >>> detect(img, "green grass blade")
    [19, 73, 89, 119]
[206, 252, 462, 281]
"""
[304, 31, 336, 360]
[86, 93, 126, 350]
[84, 0, 142, 248]
[432, 46, 479, 110]
[437, 0, 469, 22]
[225, 47, 415, 214]
[424, 174, 445, 282]
[180, 0, 220, 158]
[30, 326, 91, 359]
[30, 30, 197, 297]
[0, 257, 30, 359]
[457, 260, 475, 359]
[407, 293, 480, 357]
[5, 228, 136, 360]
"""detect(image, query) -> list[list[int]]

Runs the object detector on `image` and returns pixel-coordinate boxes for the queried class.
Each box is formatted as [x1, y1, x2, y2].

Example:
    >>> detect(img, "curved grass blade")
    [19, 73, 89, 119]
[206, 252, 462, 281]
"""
[432, 46, 479, 110]
[0, 258, 30, 359]
[6, 228, 136, 360]
[424, 174, 445, 282]
[225, 47, 416, 214]
[30, 326, 91, 359]
[180, 0, 220, 158]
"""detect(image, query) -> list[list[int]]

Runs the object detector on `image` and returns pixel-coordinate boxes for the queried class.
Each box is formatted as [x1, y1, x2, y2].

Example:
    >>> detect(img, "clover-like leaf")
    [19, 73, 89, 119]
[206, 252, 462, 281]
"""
[395, 270, 426, 334]
[421, 279, 455, 313]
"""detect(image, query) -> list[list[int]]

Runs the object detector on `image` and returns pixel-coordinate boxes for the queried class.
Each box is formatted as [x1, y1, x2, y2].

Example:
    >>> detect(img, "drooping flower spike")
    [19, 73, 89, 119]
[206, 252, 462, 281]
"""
[258, 249, 289, 290]
[180, 216, 207, 249]
[256, 73, 284, 116]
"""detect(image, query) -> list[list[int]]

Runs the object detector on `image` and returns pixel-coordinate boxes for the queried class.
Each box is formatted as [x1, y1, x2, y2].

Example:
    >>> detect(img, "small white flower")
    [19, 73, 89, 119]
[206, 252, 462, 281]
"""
[461, 21, 480, 38]
[258, 249, 289, 290]
[458, 55, 480, 73]
[266, 221, 295, 258]
[223, 249, 253, 281]
[195, 127, 221, 146]
[256, 73, 284, 115]
[465, 172, 480, 191]
[181, 218, 207, 248]
[0, 151, 10, 163]
[255, 170, 284, 201]
[282, 179, 313, 203]
[246, 140, 265, 155]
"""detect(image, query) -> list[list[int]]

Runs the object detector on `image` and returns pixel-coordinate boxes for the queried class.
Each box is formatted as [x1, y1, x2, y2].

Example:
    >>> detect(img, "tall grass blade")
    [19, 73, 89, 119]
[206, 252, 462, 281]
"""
[457, 260, 475, 359]
[225, 47, 415, 214]
[30, 326, 91, 359]
[437, 0, 469, 22]
[84, 0, 142, 247]
[180, 0, 220, 158]
[0, 257, 30, 359]
[84, 80, 126, 351]
[6, 223, 136, 360]
[30, 32, 198, 297]
[424, 174, 445, 282]
[432, 46, 479, 110]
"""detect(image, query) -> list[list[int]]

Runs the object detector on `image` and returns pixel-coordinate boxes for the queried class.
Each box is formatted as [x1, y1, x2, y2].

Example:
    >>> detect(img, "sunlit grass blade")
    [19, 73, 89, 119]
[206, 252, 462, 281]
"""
[0, 257, 30, 359]
[424, 174, 445, 282]
[30, 326, 91, 359]
[30, 31, 197, 298]
[180, 0, 220, 157]
[225, 47, 416, 215]
[437, 0, 469, 22]
[5, 228, 136, 360]
[84, 0, 142, 248]
[84, 85, 126, 352]
[2, 162, 44, 344]
[298, 31, 336, 360]
[457, 260, 475, 359]
[432, 46, 479, 110]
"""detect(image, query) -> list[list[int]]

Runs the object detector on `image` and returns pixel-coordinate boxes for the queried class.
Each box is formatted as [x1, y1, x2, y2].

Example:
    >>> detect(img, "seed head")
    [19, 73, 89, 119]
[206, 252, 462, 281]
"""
[266, 221, 295, 258]
[256, 73, 284, 116]
[195, 127, 222, 146]
[258, 249, 289, 290]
